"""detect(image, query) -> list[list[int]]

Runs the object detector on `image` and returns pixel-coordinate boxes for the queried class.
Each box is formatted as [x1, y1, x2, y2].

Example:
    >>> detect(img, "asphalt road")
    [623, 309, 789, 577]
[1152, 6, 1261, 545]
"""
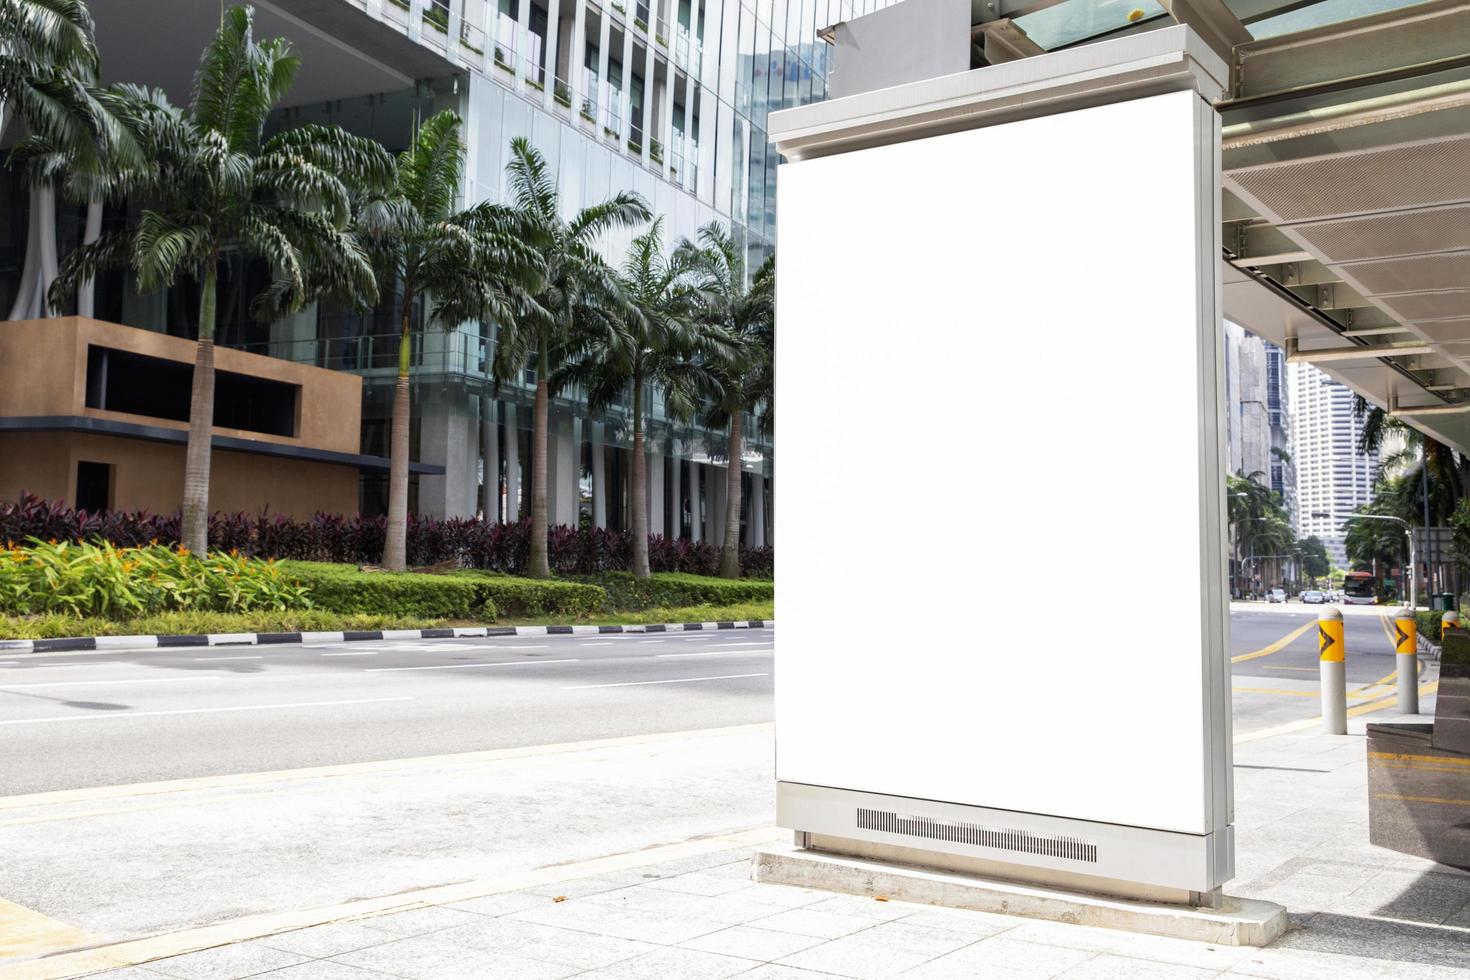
[0, 629, 775, 795]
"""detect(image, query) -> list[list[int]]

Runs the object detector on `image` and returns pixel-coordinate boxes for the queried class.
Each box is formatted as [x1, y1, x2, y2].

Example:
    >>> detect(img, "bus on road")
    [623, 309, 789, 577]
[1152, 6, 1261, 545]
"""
[1343, 570, 1378, 605]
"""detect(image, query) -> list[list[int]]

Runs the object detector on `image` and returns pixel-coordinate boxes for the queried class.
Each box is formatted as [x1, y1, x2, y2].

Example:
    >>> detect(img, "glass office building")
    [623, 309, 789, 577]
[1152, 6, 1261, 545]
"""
[1, 0, 905, 541]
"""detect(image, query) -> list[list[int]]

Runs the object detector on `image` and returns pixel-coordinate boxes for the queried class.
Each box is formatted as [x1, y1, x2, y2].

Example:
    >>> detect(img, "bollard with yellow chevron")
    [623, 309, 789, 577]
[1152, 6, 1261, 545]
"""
[1395, 607, 1419, 715]
[1319, 606, 1346, 734]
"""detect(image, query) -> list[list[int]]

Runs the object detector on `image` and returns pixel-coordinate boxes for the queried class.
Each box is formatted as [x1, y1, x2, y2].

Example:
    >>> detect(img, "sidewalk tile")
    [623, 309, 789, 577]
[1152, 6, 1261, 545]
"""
[680, 924, 827, 960]
[523, 871, 650, 900]
[427, 916, 657, 968]
[577, 946, 762, 978]
[796, 895, 913, 922]
[330, 935, 579, 979]
[1052, 953, 1221, 978]
[745, 907, 880, 940]
[645, 871, 762, 897]
[1222, 947, 1390, 978]
[715, 882, 829, 909]
[881, 905, 1019, 934]
[885, 936, 1094, 979]
[358, 905, 487, 937]
[143, 941, 310, 979]
[776, 928, 970, 980]
[259, 921, 400, 958]
[444, 890, 550, 917]
[92, 970, 172, 979]
[730, 966, 850, 979]
[254, 961, 395, 979]
[1002, 919, 1254, 971]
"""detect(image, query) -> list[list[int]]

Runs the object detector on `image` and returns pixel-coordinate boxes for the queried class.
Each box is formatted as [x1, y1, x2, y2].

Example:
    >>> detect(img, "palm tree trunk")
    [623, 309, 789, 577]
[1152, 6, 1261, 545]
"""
[630, 379, 650, 579]
[77, 194, 102, 318]
[718, 409, 743, 579]
[528, 341, 551, 579]
[382, 311, 412, 571]
[181, 259, 219, 556]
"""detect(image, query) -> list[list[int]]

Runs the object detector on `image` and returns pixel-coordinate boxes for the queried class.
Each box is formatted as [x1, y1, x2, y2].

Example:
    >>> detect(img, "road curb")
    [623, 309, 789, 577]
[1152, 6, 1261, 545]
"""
[0, 620, 773, 654]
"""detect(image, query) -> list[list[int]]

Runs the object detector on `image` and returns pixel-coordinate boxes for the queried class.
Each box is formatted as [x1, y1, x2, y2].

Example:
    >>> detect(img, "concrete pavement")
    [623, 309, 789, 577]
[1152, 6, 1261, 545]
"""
[0, 612, 1458, 977]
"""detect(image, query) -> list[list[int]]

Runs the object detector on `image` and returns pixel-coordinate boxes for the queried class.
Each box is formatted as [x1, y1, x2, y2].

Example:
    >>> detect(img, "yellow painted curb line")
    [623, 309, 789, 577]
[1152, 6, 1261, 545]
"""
[1233, 681, 1440, 743]
[0, 827, 785, 980]
[0, 902, 100, 967]
[1231, 622, 1315, 664]
[0, 723, 775, 812]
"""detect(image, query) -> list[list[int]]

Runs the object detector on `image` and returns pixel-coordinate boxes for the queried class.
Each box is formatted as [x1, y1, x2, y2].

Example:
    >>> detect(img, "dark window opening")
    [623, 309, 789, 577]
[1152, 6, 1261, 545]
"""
[75, 460, 112, 513]
[85, 345, 299, 438]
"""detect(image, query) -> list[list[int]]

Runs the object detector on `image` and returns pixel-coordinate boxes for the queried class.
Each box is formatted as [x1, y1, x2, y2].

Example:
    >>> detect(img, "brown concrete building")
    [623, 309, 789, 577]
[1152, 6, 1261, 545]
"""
[0, 317, 436, 517]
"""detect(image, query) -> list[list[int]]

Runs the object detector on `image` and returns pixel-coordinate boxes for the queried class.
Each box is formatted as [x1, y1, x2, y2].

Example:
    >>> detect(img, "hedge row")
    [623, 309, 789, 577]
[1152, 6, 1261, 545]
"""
[1, 493, 773, 578]
[278, 563, 605, 620]
[583, 571, 775, 611]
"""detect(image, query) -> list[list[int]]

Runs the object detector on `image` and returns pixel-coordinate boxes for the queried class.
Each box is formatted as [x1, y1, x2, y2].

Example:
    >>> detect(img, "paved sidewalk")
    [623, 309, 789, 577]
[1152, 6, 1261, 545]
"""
[42, 712, 1464, 980]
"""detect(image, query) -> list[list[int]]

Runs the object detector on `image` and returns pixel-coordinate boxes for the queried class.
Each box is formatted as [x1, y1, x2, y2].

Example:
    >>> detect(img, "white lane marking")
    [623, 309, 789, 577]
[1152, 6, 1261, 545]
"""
[656, 650, 774, 658]
[563, 672, 770, 690]
[0, 696, 414, 725]
[366, 659, 580, 673]
[194, 656, 263, 662]
[9, 661, 122, 669]
[634, 640, 667, 644]
[321, 651, 379, 657]
[0, 676, 225, 690]
[0, 661, 17, 665]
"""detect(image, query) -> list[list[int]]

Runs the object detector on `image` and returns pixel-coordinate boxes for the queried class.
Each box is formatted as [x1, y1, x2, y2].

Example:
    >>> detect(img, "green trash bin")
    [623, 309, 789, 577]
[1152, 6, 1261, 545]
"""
[1442, 592, 1457, 612]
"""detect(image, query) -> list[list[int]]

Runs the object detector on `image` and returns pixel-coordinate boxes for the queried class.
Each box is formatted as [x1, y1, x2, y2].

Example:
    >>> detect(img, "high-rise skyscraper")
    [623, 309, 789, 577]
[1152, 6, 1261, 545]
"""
[1291, 363, 1379, 567]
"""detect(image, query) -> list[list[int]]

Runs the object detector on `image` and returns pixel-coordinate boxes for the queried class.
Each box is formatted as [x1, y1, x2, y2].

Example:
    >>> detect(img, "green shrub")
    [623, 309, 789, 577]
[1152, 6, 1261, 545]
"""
[448, 571, 604, 619]
[0, 610, 435, 640]
[1443, 628, 1470, 666]
[582, 572, 774, 612]
[0, 540, 310, 618]
[279, 562, 491, 619]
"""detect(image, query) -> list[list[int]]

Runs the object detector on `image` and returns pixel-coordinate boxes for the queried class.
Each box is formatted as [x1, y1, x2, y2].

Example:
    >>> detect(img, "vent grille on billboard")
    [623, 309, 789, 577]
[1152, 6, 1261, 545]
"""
[856, 808, 1098, 863]
[1229, 137, 1470, 223]
[1293, 206, 1470, 262]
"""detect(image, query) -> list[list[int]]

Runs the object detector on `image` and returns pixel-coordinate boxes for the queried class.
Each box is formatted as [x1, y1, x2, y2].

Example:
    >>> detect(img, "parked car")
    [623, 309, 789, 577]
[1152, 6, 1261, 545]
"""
[1302, 590, 1326, 604]
[1268, 587, 1287, 603]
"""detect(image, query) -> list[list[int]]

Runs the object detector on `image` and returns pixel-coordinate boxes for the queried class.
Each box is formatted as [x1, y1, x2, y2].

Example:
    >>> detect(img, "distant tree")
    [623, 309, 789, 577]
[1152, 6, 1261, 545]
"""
[495, 137, 649, 579]
[1300, 536, 1330, 579]
[52, 6, 393, 554]
[677, 223, 773, 579]
[355, 110, 542, 571]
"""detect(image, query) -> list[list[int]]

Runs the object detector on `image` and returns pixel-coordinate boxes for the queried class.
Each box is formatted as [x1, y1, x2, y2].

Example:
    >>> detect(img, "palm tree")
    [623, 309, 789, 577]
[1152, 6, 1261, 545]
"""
[2, 0, 140, 319]
[355, 110, 542, 571]
[51, 5, 393, 555]
[557, 218, 723, 578]
[495, 137, 649, 579]
[678, 222, 773, 579]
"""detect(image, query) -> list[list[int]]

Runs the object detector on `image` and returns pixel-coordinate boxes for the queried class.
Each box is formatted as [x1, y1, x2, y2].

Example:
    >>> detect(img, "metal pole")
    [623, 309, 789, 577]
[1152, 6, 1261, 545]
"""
[1423, 465, 1432, 598]
[1394, 606, 1419, 715]
[1318, 606, 1346, 734]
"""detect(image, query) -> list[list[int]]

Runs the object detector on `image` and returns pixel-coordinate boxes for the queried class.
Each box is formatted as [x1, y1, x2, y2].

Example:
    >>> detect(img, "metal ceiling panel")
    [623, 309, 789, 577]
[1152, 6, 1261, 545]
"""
[1335, 252, 1470, 293]
[1380, 289, 1470, 322]
[1228, 135, 1470, 223]
[1291, 205, 1470, 261]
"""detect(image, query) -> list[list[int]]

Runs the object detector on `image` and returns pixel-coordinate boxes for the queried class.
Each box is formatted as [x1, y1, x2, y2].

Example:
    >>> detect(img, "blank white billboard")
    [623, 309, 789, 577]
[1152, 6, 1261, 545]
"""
[775, 90, 1228, 839]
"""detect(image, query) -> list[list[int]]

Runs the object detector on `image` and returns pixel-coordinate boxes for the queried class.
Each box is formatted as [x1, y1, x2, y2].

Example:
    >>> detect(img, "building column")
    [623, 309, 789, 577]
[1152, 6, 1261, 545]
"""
[658, 64, 677, 178]
[418, 385, 479, 519]
[542, 0, 562, 106]
[747, 471, 763, 547]
[591, 420, 607, 529]
[481, 396, 500, 521]
[515, 0, 532, 74]
[647, 444, 664, 537]
[596, 10, 612, 132]
[668, 445, 682, 538]
[639, 20, 655, 161]
[619, 10, 635, 141]
[688, 460, 701, 543]
[503, 401, 521, 520]
[568, 0, 588, 111]
[703, 463, 720, 544]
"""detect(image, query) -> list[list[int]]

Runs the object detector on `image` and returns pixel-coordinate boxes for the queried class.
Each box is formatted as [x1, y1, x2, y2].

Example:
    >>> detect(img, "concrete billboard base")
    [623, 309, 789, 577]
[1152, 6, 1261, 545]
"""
[752, 841, 1288, 948]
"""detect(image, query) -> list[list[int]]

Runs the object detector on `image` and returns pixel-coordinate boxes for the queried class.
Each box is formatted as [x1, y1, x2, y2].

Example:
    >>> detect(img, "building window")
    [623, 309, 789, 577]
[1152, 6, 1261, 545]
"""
[75, 460, 112, 513]
[84, 345, 300, 438]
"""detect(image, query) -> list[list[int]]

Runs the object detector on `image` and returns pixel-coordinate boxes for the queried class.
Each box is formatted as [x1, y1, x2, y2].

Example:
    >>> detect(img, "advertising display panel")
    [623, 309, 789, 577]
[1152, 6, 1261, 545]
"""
[775, 89, 1231, 892]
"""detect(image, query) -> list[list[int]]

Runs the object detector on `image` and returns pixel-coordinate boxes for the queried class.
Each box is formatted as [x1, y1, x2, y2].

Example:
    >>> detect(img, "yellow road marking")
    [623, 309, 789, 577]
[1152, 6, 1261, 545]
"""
[1232, 686, 1377, 700]
[1261, 666, 1318, 672]
[1373, 793, 1470, 806]
[1369, 750, 1470, 769]
[1231, 622, 1315, 664]
[0, 827, 783, 980]
[0, 899, 100, 964]
[1233, 680, 1440, 743]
